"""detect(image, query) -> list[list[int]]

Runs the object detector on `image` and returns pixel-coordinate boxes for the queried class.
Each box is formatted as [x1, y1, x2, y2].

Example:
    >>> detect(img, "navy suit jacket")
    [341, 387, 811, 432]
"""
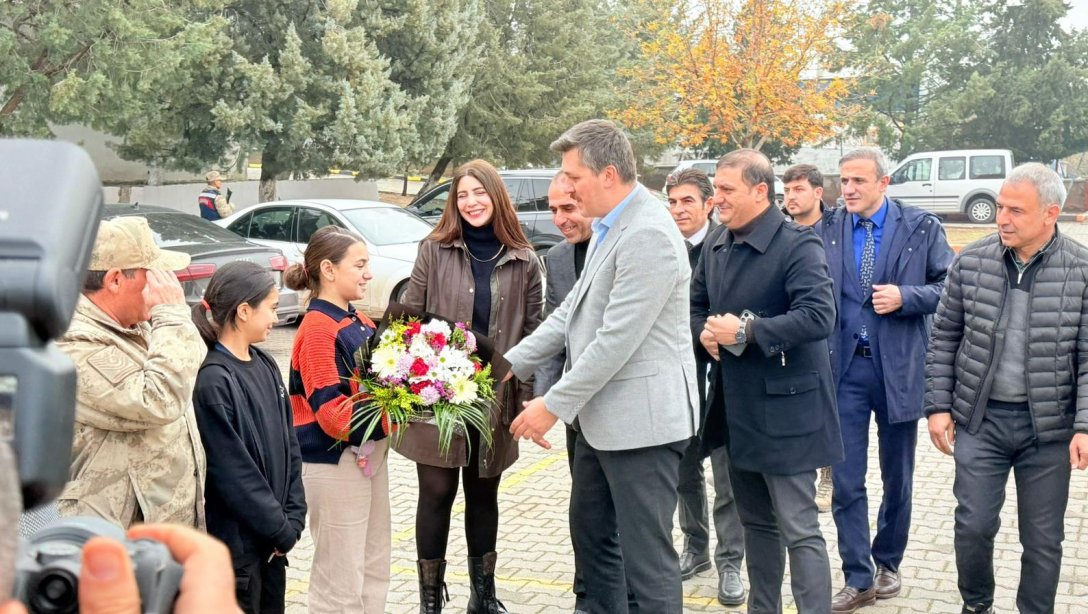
[691, 206, 843, 474]
[817, 199, 954, 423]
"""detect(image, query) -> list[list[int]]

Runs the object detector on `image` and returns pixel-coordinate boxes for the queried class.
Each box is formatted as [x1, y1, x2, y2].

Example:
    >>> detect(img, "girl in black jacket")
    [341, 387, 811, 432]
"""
[192, 261, 306, 614]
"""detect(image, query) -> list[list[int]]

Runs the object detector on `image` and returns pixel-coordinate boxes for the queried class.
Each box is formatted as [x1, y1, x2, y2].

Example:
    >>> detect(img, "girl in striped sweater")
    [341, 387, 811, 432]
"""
[284, 225, 389, 613]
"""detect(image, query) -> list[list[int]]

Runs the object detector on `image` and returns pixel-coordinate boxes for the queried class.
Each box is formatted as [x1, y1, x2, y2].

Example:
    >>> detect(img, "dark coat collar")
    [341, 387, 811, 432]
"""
[711, 205, 784, 255]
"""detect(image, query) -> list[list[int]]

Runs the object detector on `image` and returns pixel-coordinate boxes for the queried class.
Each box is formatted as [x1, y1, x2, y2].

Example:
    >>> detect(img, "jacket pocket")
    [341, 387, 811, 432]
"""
[763, 372, 822, 437]
[612, 360, 659, 381]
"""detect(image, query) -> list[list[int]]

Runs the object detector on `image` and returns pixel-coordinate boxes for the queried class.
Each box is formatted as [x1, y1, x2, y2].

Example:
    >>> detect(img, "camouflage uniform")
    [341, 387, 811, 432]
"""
[56, 297, 207, 528]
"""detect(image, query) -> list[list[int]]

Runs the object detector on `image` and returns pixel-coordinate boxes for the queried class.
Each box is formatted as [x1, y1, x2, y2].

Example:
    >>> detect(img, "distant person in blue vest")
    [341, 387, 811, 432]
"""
[199, 170, 235, 221]
[816, 148, 955, 613]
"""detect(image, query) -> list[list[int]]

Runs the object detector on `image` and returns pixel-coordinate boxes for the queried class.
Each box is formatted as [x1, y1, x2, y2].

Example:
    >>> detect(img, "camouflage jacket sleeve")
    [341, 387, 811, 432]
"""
[58, 304, 207, 432]
[214, 194, 234, 218]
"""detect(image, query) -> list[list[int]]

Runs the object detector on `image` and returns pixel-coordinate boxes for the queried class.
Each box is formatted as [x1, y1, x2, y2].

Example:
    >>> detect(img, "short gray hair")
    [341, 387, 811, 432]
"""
[839, 148, 888, 178]
[1007, 162, 1068, 208]
[550, 120, 638, 183]
[717, 149, 776, 205]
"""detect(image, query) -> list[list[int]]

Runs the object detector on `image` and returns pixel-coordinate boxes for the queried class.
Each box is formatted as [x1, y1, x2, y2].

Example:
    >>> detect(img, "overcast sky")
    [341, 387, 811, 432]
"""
[1066, 0, 1088, 31]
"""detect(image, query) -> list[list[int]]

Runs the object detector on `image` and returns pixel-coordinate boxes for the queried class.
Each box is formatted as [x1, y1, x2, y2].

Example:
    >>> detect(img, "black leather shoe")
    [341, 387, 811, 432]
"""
[831, 586, 877, 613]
[874, 565, 901, 599]
[679, 551, 711, 580]
[961, 605, 995, 614]
[717, 569, 746, 606]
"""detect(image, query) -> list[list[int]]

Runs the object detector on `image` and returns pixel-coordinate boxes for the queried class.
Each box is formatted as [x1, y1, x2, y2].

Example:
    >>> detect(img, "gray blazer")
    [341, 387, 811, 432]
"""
[506, 185, 699, 451]
[533, 240, 579, 396]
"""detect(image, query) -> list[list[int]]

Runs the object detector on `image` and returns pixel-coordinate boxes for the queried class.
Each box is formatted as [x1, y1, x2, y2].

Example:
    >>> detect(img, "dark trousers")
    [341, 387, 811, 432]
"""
[953, 405, 1071, 613]
[832, 354, 917, 588]
[731, 466, 831, 613]
[235, 556, 287, 614]
[565, 424, 588, 608]
[571, 432, 686, 614]
[677, 437, 745, 572]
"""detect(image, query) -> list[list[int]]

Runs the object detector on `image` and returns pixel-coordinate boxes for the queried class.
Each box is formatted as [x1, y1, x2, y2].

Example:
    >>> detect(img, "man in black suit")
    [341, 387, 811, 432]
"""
[666, 168, 746, 606]
[691, 149, 843, 613]
[534, 172, 593, 611]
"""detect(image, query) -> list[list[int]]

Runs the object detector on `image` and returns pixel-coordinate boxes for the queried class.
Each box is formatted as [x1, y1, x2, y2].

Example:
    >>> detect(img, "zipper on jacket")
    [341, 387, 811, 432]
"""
[967, 263, 1010, 429]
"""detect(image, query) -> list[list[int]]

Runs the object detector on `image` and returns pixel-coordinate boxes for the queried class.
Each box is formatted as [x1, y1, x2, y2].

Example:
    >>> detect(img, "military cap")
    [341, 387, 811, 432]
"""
[88, 217, 190, 271]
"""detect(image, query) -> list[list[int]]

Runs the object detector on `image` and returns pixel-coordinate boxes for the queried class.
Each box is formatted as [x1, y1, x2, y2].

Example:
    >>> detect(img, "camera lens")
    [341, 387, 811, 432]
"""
[30, 571, 78, 614]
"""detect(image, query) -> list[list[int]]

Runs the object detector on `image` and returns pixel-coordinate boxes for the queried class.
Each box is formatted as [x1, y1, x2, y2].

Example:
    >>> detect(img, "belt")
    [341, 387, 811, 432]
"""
[854, 344, 873, 358]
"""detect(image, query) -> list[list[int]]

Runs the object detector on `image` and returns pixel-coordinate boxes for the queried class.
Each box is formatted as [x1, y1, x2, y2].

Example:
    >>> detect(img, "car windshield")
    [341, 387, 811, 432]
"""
[341, 207, 433, 245]
[110, 212, 245, 247]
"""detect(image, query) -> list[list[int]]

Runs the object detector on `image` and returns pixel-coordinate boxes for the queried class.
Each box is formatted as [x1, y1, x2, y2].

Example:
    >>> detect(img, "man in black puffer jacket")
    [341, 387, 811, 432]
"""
[924, 162, 1088, 614]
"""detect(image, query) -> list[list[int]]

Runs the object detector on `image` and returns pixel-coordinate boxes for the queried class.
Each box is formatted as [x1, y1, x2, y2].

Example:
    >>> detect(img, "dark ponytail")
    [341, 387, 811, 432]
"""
[193, 261, 276, 347]
[284, 225, 366, 296]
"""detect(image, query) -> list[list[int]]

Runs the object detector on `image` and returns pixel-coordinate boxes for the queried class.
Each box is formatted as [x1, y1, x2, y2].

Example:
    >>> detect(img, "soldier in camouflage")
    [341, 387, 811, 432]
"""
[55, 216, 208, 529]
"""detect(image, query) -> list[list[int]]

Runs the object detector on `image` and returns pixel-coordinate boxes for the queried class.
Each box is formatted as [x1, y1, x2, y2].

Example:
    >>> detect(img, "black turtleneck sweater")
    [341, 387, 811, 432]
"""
[461, 222, 504, 336]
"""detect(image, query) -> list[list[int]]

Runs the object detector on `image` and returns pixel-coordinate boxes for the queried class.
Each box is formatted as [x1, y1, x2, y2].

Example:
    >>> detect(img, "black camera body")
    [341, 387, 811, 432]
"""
[0, 140, 182, 612]
[13, 517, 183, 614]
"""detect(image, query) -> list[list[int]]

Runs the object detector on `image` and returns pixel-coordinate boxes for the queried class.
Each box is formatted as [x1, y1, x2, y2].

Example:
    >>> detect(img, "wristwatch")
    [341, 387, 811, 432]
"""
[735, 310, 757, 345]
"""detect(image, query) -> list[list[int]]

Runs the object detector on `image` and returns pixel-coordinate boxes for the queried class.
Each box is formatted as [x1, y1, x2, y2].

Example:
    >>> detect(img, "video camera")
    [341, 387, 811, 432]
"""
[0, 140, 181, 612]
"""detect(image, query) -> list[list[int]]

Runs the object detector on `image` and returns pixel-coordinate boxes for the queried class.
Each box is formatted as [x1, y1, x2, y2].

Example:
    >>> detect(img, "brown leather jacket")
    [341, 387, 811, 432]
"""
[398, 238, 544, 477]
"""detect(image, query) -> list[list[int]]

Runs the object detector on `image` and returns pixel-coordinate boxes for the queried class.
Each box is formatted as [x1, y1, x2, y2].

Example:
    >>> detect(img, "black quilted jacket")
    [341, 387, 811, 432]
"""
[924, 231, 1088, 443]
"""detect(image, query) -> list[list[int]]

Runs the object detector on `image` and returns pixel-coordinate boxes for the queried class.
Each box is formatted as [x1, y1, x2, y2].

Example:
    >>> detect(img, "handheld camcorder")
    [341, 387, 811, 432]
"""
[0, 140, 182, 613]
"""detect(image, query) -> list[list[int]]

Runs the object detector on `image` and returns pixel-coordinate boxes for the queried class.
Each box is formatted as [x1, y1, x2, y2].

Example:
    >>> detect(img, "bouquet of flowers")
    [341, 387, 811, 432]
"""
[348, 313, 499, 457]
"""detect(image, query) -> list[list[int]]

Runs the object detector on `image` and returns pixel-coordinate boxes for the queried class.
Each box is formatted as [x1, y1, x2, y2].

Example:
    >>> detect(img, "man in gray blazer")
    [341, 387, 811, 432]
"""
[507, 119, 699, 614]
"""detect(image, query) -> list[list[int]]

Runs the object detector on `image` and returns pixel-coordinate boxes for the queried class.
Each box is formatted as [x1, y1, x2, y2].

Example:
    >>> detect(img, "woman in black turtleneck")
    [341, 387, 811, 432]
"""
[400, 159, 544, 613]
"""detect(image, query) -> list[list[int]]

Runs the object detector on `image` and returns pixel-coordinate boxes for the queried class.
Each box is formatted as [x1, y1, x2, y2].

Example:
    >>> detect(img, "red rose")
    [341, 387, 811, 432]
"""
[432, 333, 447, 349]
[407, 322, 422, 334]
[474, 361, 483, 372]
[410, 382, 428, 394]
[410, 358, 429, 377]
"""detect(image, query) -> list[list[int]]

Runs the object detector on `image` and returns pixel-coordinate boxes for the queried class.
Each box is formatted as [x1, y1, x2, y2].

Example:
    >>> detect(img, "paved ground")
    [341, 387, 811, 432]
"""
[261, 222, 1088, 613]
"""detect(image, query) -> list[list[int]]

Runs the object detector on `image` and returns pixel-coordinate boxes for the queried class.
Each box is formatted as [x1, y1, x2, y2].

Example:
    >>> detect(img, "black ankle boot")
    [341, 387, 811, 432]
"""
[417, 559, 449, 614]
[467, 551, 510, 614]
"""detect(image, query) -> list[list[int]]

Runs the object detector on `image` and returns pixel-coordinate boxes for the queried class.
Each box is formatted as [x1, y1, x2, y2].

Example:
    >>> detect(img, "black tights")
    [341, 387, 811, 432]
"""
[415, 436, 502, 560]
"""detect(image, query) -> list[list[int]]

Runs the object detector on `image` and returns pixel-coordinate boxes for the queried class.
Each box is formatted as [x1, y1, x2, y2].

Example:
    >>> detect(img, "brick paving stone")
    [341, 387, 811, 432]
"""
[260, 320, 1088, 613]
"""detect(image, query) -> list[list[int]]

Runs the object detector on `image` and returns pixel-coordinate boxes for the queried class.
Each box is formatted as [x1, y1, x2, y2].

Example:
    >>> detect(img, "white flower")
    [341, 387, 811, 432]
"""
[421, 319, 452, 338]
[372, 345, 402, 379]
[379, 328, 398, 345]
[409, 334, 436, 359]
[435, 347, 471, 376]
[449, 378, 479, 404]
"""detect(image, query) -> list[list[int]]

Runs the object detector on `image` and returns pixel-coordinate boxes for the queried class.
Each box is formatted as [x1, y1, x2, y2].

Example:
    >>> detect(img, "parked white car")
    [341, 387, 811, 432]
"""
[216, 199, 433, 320]
[886, 149, 1013, 224]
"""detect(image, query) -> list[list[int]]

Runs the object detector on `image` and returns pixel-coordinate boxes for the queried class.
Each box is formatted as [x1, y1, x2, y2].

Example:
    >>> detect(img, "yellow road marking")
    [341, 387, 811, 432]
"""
[288, 566, 779, 610]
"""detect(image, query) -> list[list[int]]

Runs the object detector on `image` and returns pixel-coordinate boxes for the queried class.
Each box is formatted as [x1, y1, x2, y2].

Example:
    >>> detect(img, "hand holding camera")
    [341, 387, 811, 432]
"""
[0, 521, 239, 614]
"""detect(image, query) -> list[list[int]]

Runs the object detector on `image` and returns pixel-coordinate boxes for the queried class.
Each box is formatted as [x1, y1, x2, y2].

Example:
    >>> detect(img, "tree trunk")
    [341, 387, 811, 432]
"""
[402, 169, 409, 196]
[417, 152, 453, 200]
[259, 149, 278, 202]
[147, 165, 163, 186]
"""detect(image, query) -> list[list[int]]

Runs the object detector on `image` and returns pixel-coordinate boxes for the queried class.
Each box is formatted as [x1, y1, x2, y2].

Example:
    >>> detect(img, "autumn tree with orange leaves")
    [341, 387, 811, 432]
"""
[615, 0, 854, 153]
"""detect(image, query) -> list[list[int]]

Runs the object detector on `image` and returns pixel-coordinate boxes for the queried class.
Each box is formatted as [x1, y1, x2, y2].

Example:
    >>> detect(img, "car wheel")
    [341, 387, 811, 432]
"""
[966, 196, 996, 224]
[392, 280, 409, 304]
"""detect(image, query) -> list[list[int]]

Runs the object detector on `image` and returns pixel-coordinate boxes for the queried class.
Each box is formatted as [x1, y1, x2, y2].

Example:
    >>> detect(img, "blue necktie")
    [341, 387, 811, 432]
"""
[859, 218, 875, 340]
